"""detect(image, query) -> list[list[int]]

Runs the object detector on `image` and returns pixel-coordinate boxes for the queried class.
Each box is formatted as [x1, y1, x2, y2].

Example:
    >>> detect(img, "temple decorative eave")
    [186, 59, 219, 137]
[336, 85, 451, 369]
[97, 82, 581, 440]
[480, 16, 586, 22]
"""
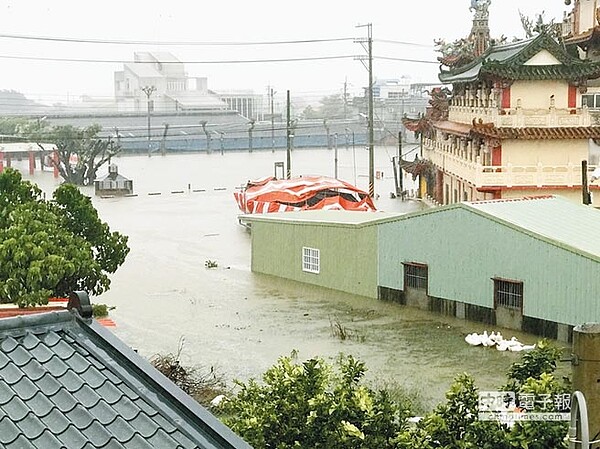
[433, 119, 600, 140]
[439, 33, 600, 85]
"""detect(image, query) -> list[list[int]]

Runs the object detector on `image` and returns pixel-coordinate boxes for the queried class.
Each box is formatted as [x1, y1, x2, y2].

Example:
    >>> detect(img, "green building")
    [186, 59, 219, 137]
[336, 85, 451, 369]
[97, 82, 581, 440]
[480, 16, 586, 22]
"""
[242, 196, 600, 341]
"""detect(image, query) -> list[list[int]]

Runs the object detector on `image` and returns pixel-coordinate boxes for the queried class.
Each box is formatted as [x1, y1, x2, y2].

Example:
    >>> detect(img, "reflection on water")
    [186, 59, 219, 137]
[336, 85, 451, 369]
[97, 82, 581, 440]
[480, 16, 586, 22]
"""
[20, 147, 569, 410]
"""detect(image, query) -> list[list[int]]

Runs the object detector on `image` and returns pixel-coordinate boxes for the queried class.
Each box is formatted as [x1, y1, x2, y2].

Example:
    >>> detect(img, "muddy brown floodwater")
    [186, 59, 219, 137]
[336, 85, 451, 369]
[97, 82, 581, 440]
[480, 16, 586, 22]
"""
[20, 146, 570, 410]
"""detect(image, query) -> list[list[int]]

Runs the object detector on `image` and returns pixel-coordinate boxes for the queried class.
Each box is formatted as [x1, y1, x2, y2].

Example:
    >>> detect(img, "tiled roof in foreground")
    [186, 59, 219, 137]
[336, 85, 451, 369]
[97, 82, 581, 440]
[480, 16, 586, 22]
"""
[0, 292, 251, 449]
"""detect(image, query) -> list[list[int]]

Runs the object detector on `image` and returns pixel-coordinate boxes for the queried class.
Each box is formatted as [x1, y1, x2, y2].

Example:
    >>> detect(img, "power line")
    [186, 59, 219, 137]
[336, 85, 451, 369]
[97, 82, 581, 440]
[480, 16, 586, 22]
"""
[0, 33, 436, 49]
[0, 33, 356, 46]
[375, 39, 434, 48]
[0, 54, 357, 64]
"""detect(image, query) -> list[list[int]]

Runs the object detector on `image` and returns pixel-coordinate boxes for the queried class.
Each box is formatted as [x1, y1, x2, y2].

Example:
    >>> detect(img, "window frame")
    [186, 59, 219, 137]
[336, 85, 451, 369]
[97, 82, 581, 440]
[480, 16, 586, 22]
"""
[403, 262, 428, 291]
[302, 247, 320, 274]
[493, 277, 523, 311]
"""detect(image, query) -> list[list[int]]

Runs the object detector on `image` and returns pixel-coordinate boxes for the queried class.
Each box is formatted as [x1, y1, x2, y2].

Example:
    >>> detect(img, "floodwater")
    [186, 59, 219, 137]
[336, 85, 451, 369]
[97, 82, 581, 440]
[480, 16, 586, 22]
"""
[19, 146, 569, 410]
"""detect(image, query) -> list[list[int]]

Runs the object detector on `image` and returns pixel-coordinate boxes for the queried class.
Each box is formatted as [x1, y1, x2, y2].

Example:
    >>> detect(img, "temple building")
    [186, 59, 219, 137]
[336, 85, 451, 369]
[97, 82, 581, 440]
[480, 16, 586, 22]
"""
[405, 0, 600, 206]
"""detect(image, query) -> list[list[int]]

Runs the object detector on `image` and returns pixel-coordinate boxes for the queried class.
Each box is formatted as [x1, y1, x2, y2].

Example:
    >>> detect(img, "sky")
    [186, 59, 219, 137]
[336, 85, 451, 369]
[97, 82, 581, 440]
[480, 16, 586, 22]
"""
[0, 0, 570, 105]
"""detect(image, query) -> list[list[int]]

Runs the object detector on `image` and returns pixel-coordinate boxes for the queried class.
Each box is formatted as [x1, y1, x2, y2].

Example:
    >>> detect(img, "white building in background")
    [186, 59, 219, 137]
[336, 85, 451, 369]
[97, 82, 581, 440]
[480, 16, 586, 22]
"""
[373, 77, 412, 100]
[113, 52, 263, 119]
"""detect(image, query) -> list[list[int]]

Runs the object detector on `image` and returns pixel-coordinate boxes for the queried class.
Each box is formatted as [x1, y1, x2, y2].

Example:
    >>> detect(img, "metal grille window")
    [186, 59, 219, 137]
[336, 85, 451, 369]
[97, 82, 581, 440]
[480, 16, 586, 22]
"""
[302, 247, 320, 274]
[494, 279, 523, 310]
[404, 263, 428, 290]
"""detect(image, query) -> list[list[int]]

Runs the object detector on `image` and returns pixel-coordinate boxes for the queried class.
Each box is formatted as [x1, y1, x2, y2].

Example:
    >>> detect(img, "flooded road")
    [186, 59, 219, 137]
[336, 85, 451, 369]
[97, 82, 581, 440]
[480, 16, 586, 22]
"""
[21, 146, 566, 410]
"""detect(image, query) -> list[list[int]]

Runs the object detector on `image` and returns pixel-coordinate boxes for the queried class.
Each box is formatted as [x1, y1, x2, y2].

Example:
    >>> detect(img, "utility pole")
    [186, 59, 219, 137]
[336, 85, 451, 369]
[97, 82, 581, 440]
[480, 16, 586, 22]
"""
[356, 23, 374, 199]
[582, 160, 592, 205]
[270, 87, 276, 152]
[398, 132, 403, 196]
[142, 85, 156, 157]
[286, 90, 292, 179]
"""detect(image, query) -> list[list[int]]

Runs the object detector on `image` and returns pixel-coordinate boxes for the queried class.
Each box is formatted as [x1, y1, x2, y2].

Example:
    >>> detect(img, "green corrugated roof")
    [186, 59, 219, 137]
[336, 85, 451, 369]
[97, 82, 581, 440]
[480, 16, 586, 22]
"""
[464, 196, 600, 261]
[241, 210, 405, 227]
[243, 196, 600, 262]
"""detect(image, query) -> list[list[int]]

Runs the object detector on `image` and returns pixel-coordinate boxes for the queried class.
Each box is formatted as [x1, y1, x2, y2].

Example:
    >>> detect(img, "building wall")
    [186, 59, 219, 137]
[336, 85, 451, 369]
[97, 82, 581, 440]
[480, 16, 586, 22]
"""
[250, 220, 379, 298]
[501, 139, 586, 165]
[378, 207, 600, 326]
[511, 80, 570, 109]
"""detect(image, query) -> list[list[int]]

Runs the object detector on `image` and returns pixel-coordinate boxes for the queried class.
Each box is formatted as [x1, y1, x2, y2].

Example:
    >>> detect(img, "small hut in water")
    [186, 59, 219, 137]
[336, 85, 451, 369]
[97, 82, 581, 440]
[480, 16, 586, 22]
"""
[94, 164, 133, 196]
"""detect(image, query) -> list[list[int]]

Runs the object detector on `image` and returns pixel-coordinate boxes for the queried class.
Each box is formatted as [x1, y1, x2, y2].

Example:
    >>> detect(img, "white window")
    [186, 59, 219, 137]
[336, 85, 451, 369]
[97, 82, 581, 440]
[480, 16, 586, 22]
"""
[302, 247, 320, 274]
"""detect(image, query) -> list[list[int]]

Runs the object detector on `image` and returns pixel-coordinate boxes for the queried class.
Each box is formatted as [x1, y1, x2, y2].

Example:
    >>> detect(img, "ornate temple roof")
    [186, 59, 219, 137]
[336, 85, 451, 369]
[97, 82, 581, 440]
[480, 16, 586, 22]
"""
[439, 32, 600, 84]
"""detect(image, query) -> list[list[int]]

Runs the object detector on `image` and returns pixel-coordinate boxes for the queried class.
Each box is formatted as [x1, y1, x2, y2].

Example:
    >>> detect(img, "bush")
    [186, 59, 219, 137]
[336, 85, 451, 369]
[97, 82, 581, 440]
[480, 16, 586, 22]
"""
[219, 352, 410, 449]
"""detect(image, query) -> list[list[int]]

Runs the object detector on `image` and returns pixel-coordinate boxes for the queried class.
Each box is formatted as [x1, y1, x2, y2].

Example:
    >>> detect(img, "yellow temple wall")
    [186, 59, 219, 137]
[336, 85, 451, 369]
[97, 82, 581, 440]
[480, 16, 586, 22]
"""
[502, 139, 587, 165]
[511, 80, 571, 109]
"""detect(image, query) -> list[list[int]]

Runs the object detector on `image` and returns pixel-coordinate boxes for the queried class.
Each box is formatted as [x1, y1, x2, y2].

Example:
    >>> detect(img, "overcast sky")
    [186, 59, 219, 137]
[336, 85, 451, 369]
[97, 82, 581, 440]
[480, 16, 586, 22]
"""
[0, 0, 569, 104]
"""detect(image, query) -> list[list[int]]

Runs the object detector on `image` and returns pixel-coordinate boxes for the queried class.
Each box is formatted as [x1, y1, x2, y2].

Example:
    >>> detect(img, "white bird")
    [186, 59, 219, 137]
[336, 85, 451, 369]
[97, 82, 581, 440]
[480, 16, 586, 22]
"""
[210, 394, 227, 407]
[465, 332, 482, 345]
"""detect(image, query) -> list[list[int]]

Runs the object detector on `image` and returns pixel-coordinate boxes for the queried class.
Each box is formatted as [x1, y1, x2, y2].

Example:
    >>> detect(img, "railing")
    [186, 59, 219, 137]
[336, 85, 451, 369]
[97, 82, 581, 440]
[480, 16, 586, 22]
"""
[423, 139, 598, 189]
[448, 105, 592, 128]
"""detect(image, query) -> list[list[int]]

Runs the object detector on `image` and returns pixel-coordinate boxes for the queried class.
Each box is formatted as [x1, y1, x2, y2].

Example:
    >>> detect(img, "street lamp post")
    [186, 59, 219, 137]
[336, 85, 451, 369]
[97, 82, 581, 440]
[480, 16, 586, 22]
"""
[333, 133, 338, 179]
[345, 128, 356, 185]
[142, 86, 156, 157]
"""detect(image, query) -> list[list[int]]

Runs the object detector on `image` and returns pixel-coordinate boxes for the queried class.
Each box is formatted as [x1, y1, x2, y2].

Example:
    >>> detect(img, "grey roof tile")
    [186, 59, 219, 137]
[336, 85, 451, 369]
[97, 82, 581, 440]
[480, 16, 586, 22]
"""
[125, 433, 156, 449]
[21, 358, 47, 381]
[8, 344, 33, 366]
[41, 406, 72, 433]
[105, 416, 137, 442]
[132, 397, 159, 417]
[12, 376, 38, 400]
[72, 384, 102, 407]
[65, 403, 94, 429]
[83, 419, 114, 446]
[24, 391, 55, 417]
[4, 395, 30, 420]
[79, 365, 106, 389]
[21, 332, 42, 350]
[0, 361, 24, 384]
[51, 339, 76, 359]
[37, 372, 62, 396]
[0, 381, 15, 404]
[0, 310, 251, 449]
[15, 413, 47, 439]
[1, 336, 19, 352]
[41, 330, 61, 347]
[0, 415, 22, 444]
[6, 434, 37, 449]
[31, 428, 67, 448]
[30, 342, 55, 363]
[59, 369, 85, 392]
[112, 396, 141, 420]
[95, 381, 122, 405]
[129, 411, 161, 438]
[146, 428, 185, 448]
[89, 399, 119, 425]
[65, 351, 90, 374]
[45, 355, 70, 377]
[0, 350, 9, 368]
[152, 412, 178, 433]
[55, 425, 89, 449]
[48, 387, 78, 412]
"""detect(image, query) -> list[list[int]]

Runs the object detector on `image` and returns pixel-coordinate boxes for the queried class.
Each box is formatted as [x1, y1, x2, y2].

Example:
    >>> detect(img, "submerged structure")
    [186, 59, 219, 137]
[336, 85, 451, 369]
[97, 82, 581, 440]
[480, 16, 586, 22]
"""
[234, 176, 376, 215]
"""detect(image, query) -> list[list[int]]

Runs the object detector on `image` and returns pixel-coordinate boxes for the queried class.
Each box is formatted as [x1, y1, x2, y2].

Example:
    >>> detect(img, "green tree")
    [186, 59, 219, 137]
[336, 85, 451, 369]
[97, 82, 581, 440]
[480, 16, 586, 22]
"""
[0, 169, 129, 306]
[45, 124, 120, 186]
[219, 353, 409, 449]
